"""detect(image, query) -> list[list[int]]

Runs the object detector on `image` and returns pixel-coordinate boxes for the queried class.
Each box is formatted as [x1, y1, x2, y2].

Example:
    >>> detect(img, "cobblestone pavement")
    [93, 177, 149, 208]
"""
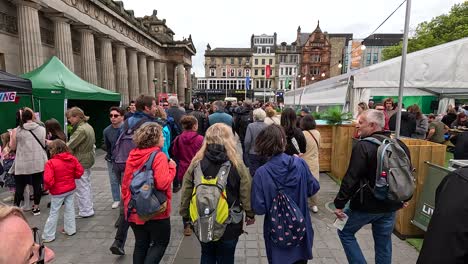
[0, 149, 419, 263]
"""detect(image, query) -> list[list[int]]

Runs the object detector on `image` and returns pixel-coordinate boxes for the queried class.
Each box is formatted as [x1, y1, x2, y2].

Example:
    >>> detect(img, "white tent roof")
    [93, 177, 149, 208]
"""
[285, 37, 468, 106]
[353, 37, 468, 96]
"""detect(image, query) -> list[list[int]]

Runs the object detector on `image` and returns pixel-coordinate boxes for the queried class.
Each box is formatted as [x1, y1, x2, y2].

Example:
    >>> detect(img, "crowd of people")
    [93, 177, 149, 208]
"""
[0, 95, 467, 263]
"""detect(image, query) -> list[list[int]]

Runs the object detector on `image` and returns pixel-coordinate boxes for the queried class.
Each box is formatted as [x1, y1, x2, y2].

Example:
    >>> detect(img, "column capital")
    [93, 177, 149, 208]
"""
[48, 13, 73, 23]
[14, 0, 41, 9]
[74, 25, 94, 34]
[114, 42, 127, 49]
[147, 57, 155, 62]
[97, 34, 113, 42]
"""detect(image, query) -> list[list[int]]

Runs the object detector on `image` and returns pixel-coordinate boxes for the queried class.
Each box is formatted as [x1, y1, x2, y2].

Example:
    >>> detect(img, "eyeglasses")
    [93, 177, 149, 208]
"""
[162, 104, 169, 107]
[32, 227, 45, 264]
[109, 114, 121, 118]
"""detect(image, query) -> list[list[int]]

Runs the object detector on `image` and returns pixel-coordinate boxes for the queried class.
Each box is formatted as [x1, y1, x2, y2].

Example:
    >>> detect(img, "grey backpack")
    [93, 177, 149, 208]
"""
[189, 160, 240, 243]
[362, 135, 415, 201]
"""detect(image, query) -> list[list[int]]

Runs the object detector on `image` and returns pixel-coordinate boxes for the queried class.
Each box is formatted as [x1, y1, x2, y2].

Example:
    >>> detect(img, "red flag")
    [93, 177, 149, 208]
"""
[265, 65, 271, 79]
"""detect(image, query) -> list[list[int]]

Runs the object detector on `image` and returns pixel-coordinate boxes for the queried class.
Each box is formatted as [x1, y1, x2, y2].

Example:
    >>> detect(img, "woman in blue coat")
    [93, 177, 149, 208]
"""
[251, 124, 320, 264]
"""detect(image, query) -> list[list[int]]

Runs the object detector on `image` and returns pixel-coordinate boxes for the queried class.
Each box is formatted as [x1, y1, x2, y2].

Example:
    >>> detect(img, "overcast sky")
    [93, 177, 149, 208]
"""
[121, 0, 463, 77]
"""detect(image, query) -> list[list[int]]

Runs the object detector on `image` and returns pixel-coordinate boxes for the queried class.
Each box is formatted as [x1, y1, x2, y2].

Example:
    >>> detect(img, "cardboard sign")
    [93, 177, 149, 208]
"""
[0, 92, 16, 102]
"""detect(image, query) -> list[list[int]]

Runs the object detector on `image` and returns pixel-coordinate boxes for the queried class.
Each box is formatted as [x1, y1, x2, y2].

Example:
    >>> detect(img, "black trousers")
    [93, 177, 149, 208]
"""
[14, 172, 43, 206]
[130, 218, 171, 264]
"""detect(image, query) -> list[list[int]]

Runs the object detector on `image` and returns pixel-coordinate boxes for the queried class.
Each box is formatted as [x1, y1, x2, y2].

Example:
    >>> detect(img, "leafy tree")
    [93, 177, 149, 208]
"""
[382, 2, 468, 60]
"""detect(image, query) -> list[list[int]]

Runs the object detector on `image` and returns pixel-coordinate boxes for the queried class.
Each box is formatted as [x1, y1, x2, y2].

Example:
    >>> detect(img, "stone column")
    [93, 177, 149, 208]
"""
[162, 62, 168, 94]
[51, 15, 74, 71]
[79, 28, 98, 85]
[177, 63, 186, 104]
[115, 44, 129, 105]
[99, 37, 115, 91]
[127, 49, 139, 101]
[15, 0, 43, 73]
[138, 54, 148, 95]
[185, 66, 192, 104]
[154, 61, 162, 96]
[147, 58, 155, 97]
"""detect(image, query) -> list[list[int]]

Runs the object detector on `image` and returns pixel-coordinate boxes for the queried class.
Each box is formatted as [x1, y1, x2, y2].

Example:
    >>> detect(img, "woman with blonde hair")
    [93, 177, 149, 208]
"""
[121, 122, 176, 263]
[179, 123, 255, 263]
[264, 106, 280, 125]
[65, 107, 96, 218]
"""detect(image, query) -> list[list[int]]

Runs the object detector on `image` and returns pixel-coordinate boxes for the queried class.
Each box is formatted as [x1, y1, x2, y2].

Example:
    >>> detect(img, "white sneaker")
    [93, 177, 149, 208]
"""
[311, 206, 319, 213]
[111, 201, 120, 209]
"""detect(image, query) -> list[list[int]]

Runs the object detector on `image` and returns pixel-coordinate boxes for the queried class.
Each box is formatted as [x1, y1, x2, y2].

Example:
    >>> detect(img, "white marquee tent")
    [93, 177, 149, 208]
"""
[285, 37, 468, 115]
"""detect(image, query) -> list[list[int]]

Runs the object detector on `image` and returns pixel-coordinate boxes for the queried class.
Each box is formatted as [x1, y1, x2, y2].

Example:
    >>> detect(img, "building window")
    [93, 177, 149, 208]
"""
[222, 68, 226, 77]
[280, 81, 283, 89]
[266, 47, 270, 54]
[269, 59, 273, 65]
[222, 57, 226, 64]
[230, 57, 234, 64]
[210, 57, 215, 64]
[210, 68, 215, 77]
[254, 69, 258, 76]
[261, 69, 265, 76]
[257, 47, 262, 53]
[366, 53, 371, 65]
[280, 68, 284, 75]
[280, 55, 286, 63]
[238, 58, 242, 65]
[310, 67, 320, 75]
[246, 57, 250, 64]
[0, 53, 5, 71]
[237, 69, 242, 77]
[254, 58, 258, 65]
[245, 69, 250, 77]
[312, 55, 321, 62]
[373, 53, 379, 64]
[261, 59, 265, 65]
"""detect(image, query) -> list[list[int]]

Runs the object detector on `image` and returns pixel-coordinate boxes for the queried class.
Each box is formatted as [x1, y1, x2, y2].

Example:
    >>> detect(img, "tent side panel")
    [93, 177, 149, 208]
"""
[34, 98, 66, 129]
[0, 94, 33, 134]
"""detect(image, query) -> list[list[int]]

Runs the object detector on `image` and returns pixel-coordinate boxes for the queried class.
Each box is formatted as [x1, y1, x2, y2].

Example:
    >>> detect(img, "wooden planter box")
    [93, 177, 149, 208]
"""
[316, 124, 332, 172]
[315, 123, 356, 175]
[394, 138, 446, 238]
[330, 124, 356, 181]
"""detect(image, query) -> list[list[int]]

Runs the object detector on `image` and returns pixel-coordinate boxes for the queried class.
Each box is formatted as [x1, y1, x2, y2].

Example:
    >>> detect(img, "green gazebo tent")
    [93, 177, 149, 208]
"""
[22, 56, 121, 145]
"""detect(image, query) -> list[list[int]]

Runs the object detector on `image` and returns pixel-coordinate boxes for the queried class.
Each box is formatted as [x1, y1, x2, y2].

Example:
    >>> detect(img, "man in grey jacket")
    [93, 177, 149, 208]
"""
[244, 108, 268, 176]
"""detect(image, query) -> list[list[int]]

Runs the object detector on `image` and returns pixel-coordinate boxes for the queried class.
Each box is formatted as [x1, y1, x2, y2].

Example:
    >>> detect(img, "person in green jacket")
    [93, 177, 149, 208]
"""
[66, 107, 96, 218]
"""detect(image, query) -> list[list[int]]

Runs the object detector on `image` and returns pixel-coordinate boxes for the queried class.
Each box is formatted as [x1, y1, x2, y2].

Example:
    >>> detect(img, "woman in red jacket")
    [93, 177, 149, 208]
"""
[42, 139, 84, 243]
[121, 122, 176, 263]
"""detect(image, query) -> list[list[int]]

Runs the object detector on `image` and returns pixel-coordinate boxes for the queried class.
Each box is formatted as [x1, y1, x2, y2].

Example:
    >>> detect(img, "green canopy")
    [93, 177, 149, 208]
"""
[22, 56, 120, 101]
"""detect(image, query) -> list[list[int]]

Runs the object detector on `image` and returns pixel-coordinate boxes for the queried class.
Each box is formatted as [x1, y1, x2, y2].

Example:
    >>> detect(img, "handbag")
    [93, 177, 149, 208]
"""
[291, 137, 301, 154]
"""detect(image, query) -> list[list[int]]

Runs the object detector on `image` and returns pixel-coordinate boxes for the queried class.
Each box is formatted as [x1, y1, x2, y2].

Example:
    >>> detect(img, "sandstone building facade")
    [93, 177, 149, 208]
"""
[0, 0, 195, 105]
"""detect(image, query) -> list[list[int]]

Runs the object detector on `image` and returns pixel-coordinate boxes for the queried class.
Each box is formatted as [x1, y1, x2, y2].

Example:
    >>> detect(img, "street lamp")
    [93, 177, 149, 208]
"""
[311, 76, 315, 81]
[321, 72, 325, 77]
[162, 79, 168, 94]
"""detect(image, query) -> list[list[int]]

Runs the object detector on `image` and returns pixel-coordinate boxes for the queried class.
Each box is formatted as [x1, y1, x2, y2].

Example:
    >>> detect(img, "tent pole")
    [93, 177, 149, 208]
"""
[395, 0, 411, 138]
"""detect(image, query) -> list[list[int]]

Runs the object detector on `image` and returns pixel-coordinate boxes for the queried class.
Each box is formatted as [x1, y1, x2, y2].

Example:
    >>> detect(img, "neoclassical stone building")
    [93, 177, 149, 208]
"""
[0, 0, 196, 105]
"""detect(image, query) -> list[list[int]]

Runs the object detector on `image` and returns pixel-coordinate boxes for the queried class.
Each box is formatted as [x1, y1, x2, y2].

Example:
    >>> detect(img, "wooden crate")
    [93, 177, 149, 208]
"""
[330, 124, 356, 181]
[394, 138, 447, 238]
[316, 125, 332, 172]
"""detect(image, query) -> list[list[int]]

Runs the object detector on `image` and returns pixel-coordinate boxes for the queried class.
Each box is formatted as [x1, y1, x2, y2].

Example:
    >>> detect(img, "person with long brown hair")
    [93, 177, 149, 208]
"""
[251, 124, 319, 264]
[179, 123, 255, 263]
[408, 104, 428, 139]
[45, 118, 66, 142]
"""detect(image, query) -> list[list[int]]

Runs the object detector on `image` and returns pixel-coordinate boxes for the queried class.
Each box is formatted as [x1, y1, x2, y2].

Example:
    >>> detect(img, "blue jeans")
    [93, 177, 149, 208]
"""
[42, 192, 75, 240]
[106, 161, 121, 202]
[200, 238, 238, 264]
[338, 209, 396, 264]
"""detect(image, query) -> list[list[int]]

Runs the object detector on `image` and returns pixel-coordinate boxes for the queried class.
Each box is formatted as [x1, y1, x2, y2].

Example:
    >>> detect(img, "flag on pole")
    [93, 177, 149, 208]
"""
[226, 65, 229, 77]
[265, 65, 271, 79]
[285, 78, 290, 90]
[245, 77, 251, 90]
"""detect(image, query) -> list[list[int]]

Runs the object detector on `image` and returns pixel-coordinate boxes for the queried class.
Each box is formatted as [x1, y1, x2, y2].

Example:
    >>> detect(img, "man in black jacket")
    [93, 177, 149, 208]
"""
[334, 109, 410, 264]
[417, 167, 468, 264]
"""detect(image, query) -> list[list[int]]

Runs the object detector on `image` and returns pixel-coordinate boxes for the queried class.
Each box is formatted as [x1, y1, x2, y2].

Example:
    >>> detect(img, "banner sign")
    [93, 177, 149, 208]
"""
[0, 92, 16, 102]
[412, 162, 450, 232]
[265, 65, 271, 79]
